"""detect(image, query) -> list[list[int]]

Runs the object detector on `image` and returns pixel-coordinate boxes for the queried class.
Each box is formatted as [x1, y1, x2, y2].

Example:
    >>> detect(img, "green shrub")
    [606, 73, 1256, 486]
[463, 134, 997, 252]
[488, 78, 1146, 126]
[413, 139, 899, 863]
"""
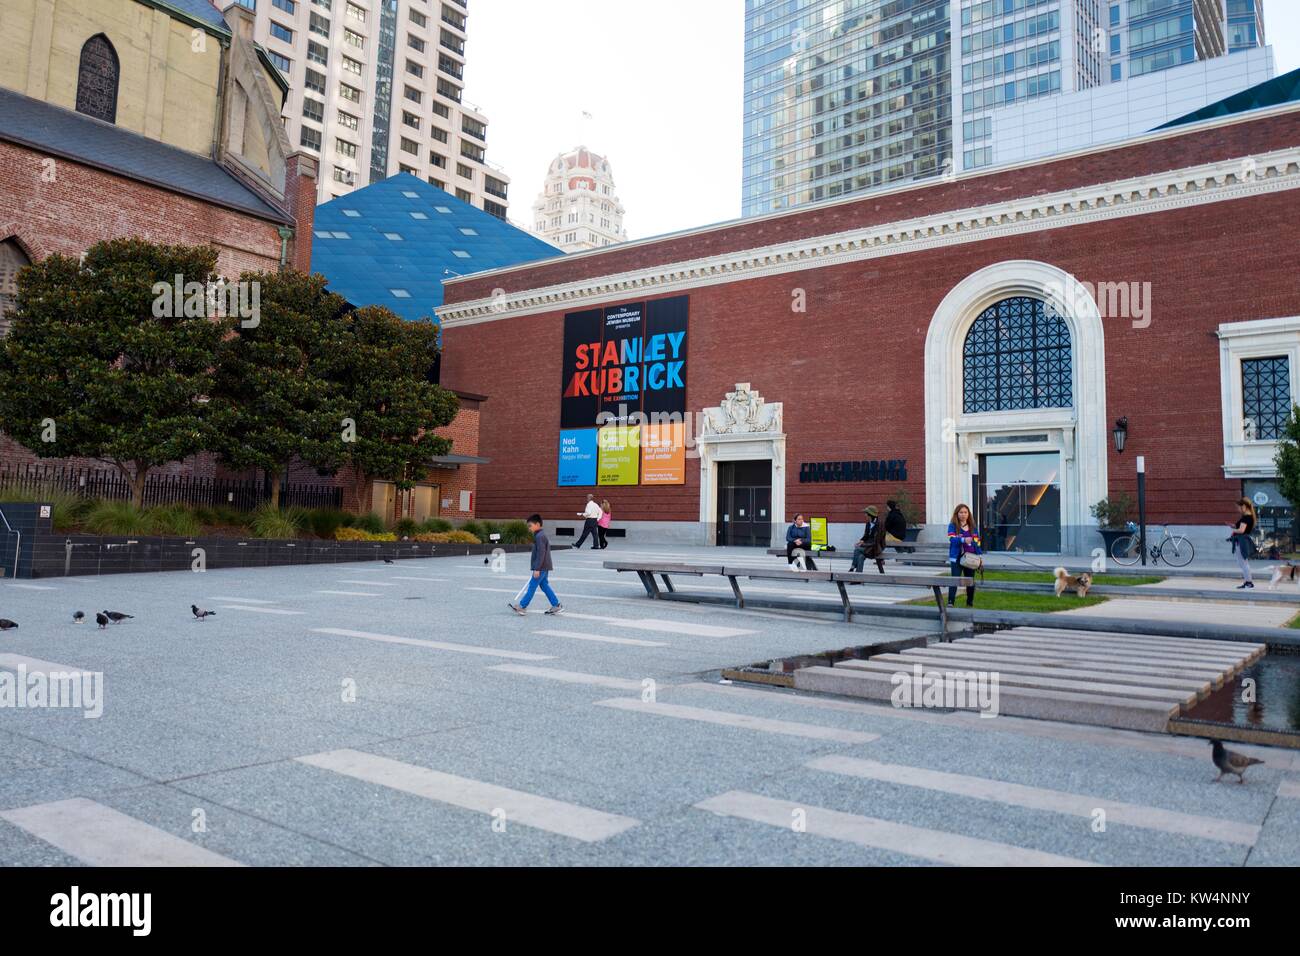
[302, 508, 349, 539]
[458, 520, 485, 541]
[415, 530, 481, 544]
[84, 500, 155, 536]
[501, 520, 533, 545]
[353, 511, 386, 534]
[335, 527, 397, 542]
[147, 504, 202, 537]
[191, 503, 247, 529]
[420, 517, 452, 533]
[394, 517, 420, 537]
[249, 504, 303, 540]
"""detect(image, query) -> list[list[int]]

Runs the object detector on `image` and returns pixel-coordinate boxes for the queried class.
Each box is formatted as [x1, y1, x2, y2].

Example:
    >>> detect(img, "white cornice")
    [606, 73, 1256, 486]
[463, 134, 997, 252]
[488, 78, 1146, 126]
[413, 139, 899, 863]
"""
[438, 146, 1300, 328]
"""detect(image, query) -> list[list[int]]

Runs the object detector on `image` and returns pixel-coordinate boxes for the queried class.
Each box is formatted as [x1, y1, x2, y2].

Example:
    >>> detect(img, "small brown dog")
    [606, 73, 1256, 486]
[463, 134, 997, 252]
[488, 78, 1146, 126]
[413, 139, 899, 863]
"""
[1054, 566, 1093, 598]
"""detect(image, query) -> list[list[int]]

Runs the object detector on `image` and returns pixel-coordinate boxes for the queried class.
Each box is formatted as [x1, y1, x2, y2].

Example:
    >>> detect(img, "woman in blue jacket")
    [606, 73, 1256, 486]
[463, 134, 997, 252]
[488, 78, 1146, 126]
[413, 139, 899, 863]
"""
[947, 503, 981, 607]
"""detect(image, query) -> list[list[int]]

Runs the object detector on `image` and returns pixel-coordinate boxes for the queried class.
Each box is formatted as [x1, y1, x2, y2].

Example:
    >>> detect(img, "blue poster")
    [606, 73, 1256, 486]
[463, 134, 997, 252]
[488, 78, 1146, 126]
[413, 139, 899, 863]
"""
[558, 429, 598, 486]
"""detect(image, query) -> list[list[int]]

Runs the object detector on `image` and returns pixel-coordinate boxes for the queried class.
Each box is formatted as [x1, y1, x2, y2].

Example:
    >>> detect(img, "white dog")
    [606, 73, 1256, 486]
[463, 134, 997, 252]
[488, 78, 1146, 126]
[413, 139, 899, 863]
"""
[1265, 562, 1300, 590]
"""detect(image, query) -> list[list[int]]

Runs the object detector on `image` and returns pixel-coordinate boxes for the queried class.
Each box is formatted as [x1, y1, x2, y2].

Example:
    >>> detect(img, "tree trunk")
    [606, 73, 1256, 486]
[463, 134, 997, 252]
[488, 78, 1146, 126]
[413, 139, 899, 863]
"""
[269, 469, 283, 510]
[131, 464, 149, 510]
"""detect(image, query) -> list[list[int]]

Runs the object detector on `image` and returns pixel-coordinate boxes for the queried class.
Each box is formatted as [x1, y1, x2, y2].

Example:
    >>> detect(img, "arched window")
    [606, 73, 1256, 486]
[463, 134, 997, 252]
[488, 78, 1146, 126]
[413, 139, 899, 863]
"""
[0, 238, 33, 338]
[76, 34, 120, 123]
[962, 296, 1072, 413]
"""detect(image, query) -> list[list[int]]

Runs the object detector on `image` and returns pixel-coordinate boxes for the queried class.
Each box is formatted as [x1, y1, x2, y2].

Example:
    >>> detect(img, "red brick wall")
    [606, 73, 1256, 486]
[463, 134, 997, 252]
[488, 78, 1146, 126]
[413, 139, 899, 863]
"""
[0, 141, 290, 277]
[284, 151, 318, 273]
[443, 186, 1300, 527]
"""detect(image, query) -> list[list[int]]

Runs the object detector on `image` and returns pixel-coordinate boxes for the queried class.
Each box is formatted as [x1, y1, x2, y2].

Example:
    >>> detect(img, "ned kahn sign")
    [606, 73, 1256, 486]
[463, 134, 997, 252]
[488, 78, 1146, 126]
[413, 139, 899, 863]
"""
[799, 459, 907, 483]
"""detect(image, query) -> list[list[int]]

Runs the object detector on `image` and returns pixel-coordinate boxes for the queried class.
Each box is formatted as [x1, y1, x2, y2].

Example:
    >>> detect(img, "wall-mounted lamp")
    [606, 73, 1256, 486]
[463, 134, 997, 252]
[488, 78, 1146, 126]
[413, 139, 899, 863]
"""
[1113, 417, 1129, 454]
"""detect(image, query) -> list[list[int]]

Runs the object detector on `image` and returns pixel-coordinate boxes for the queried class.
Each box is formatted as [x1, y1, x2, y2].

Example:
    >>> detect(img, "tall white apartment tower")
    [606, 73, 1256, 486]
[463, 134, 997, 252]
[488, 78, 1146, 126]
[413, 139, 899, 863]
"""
[532, 147, 628, 252]
[226, 0, 511, 216]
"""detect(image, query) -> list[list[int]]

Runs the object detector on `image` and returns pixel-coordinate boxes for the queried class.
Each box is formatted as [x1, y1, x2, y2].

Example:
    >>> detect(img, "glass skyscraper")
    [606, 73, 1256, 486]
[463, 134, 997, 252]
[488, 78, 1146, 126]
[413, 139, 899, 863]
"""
[745, 0, 1268, 216]
[742, 0, 952, 218]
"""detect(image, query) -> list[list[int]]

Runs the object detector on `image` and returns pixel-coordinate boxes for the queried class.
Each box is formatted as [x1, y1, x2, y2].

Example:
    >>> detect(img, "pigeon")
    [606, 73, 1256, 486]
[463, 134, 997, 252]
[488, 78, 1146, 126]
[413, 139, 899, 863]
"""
[95, 613, 109, 630]
[383, 558, 395, 565]
[102, 610, 133, 624]
[73, 611, 85, 624]
[1211, 739, 1264, 784]
[191, 605, 216, 621]
[0, 619, 17, 631]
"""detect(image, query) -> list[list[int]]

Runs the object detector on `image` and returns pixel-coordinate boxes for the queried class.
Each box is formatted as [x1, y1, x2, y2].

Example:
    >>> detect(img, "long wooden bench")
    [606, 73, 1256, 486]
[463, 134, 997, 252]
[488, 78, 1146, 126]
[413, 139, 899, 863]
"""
[603, 559, 973, 631]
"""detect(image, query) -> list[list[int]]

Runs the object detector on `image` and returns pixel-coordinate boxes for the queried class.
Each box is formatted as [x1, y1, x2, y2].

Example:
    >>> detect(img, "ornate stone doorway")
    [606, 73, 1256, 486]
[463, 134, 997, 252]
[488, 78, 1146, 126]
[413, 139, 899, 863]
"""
[696, 384, 786, 547]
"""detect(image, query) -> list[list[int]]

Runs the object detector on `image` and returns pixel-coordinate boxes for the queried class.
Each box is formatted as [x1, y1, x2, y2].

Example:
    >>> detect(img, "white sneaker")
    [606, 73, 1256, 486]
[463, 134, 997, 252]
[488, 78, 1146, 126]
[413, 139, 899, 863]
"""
[545, 605, 564, 615]
[508, 603, 527, 616]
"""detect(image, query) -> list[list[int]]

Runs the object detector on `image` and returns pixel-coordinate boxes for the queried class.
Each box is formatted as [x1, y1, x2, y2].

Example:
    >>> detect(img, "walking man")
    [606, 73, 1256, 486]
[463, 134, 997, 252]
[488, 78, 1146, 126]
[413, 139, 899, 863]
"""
[509, 514, 563, 616]
[574, 494, 602, 550]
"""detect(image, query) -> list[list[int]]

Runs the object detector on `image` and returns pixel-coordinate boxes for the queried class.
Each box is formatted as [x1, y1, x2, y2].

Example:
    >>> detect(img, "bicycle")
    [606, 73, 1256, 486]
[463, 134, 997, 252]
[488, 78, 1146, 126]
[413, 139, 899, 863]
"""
[1109, 525, 1195, 568]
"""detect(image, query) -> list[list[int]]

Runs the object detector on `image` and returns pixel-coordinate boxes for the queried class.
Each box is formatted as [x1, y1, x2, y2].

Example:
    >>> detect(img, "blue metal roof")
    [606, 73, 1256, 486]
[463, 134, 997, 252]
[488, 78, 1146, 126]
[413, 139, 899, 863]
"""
[1157, 66, 1300, 130]
[159, 0, 229, 32]
[311, 173, 562, 321]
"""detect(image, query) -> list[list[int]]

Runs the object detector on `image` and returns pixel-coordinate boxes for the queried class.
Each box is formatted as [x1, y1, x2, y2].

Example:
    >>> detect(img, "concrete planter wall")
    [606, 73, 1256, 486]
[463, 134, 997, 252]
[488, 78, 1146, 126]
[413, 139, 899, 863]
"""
[13, 531, 531, 579]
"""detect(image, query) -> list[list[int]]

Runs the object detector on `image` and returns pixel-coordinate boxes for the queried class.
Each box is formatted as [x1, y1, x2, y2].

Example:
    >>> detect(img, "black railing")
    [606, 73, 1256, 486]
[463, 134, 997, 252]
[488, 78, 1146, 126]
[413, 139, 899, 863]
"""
[0, 465, 342, 512]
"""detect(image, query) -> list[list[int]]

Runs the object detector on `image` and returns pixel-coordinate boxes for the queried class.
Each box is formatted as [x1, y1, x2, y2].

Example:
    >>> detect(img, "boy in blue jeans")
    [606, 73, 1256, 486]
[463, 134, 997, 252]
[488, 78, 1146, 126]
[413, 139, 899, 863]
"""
[509, 514, 563, 616]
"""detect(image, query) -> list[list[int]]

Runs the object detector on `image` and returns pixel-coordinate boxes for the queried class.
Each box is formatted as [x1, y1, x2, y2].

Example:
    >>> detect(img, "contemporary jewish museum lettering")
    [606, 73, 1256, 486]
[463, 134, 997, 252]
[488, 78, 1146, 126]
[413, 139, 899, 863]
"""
[799, 460, 908, 483]
[558, 296, 688, 486]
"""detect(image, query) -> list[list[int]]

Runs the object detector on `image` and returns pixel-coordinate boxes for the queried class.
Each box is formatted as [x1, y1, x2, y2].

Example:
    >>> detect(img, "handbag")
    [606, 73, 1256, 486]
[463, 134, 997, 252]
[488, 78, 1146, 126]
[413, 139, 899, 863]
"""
[959, 551, 983, 571]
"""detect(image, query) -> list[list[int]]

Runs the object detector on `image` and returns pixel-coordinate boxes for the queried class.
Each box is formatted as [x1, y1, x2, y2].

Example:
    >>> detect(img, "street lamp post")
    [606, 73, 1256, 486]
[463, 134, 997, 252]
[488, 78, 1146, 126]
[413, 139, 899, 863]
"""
[1137, 455, 1147, 567]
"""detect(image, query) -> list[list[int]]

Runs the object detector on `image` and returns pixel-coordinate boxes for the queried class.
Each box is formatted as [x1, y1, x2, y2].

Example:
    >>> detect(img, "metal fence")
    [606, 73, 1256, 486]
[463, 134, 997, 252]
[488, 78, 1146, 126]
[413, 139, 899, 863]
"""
[0, 465, 342, 511]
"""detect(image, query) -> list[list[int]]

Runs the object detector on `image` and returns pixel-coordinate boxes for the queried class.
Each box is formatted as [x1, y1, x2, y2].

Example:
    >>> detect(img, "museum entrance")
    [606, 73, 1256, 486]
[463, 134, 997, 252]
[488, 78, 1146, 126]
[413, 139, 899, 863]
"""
[978, 452, 1062, 553]
[715, 460, 772, 547]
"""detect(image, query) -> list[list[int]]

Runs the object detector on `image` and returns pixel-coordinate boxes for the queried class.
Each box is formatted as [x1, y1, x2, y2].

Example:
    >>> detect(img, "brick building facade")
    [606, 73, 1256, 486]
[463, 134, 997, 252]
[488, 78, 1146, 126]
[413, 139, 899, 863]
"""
[438, 104, 1300, 554]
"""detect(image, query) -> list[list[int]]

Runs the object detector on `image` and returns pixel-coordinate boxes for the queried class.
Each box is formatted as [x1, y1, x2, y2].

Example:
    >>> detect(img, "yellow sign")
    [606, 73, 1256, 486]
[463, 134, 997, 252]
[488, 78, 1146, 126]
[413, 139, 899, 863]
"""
[810, 517, 828, 550]
[597, 425, 640, 485]
[641, 422, 686, 485]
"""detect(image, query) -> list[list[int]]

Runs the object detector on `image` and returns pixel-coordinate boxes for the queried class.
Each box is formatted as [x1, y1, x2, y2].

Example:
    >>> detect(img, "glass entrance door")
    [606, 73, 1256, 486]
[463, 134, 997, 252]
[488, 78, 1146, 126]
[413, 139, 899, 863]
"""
[978, 452, 1061, 553]
[715, 460, 772, 547]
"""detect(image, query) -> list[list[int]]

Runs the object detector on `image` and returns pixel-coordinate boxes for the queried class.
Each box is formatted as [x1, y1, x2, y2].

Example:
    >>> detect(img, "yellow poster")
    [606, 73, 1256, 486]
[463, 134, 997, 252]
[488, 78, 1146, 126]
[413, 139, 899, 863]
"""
[597, 425, 640, 485]
[810, 517, 828, 551]
[641, 422, 685, 485]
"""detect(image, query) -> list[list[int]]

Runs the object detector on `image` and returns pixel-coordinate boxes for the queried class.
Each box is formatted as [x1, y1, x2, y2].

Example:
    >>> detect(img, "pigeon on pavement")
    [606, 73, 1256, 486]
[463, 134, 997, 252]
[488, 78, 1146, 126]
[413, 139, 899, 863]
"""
[102, 610, 133, 624]
[1211, 739, 1264, 784]
[192, 605, 216, 620]
[0, 619, 17, 631]
[383, 558, 395, 565]
[73, 611, 85, 624]
[95, 613, 109, 629]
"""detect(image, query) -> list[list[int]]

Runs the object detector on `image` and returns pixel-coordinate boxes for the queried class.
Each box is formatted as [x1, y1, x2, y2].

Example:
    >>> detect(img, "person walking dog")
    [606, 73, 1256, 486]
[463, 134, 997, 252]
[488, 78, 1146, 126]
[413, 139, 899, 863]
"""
[598, 499, 613, 549]
[574, 494, 602, 550]
[1227, 497, 1258, 589]
[509, 515, 563, 616]
[947, 503, 982, 607]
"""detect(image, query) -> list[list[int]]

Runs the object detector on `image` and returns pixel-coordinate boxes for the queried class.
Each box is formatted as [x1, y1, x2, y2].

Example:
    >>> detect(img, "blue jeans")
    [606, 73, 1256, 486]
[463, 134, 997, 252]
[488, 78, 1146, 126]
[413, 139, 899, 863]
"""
[519, 570, 559, 608]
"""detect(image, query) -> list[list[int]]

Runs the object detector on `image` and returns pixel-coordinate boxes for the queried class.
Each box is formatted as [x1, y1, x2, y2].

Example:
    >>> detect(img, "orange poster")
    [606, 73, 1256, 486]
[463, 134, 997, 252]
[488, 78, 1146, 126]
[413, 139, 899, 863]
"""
[641, 422, 685, 485]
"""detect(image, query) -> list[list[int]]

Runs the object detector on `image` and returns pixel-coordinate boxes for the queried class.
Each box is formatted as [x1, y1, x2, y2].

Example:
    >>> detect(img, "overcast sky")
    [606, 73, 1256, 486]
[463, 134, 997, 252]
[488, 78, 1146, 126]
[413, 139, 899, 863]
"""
[466, 1, 1300, 243]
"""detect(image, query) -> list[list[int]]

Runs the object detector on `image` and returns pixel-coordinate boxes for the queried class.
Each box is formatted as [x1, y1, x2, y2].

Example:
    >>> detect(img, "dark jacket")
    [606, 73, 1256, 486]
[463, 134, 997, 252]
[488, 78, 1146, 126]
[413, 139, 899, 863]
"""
[530, 529, 554, 572]
[858, 518, 887, 558]
[786, 522, 812, 547]
[885, 507, 907, 541]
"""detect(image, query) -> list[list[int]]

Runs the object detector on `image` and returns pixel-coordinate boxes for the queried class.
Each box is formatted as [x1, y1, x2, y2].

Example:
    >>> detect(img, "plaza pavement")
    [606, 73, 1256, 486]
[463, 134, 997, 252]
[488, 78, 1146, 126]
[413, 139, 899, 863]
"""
[0, 543, 1297, 867]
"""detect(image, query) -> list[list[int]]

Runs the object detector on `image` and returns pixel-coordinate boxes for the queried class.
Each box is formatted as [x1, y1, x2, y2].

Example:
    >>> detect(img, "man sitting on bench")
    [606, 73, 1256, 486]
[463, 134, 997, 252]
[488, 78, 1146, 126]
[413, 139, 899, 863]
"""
[786, 514, 817, 571]
[851, 505, 888, 574]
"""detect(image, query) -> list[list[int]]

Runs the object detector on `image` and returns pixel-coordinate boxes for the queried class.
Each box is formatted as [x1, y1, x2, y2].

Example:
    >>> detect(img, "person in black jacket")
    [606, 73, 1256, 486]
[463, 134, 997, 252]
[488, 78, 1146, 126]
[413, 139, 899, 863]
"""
[851, 506, 888, 574]
[885, 500, 908, 544]
[509, 515, 563, 615]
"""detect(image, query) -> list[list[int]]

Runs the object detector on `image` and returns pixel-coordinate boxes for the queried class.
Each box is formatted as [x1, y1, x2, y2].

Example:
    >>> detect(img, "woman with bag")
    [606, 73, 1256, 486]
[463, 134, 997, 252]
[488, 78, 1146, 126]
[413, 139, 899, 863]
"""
[947, 503, 982, 607]
[1227, 498, 1258, 589]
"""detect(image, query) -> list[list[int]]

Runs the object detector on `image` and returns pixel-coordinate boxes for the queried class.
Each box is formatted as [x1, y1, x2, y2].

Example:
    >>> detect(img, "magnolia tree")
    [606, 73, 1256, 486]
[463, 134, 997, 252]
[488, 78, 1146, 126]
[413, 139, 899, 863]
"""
[0, 238, 462, 513]
[0, 238, 224, 507]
